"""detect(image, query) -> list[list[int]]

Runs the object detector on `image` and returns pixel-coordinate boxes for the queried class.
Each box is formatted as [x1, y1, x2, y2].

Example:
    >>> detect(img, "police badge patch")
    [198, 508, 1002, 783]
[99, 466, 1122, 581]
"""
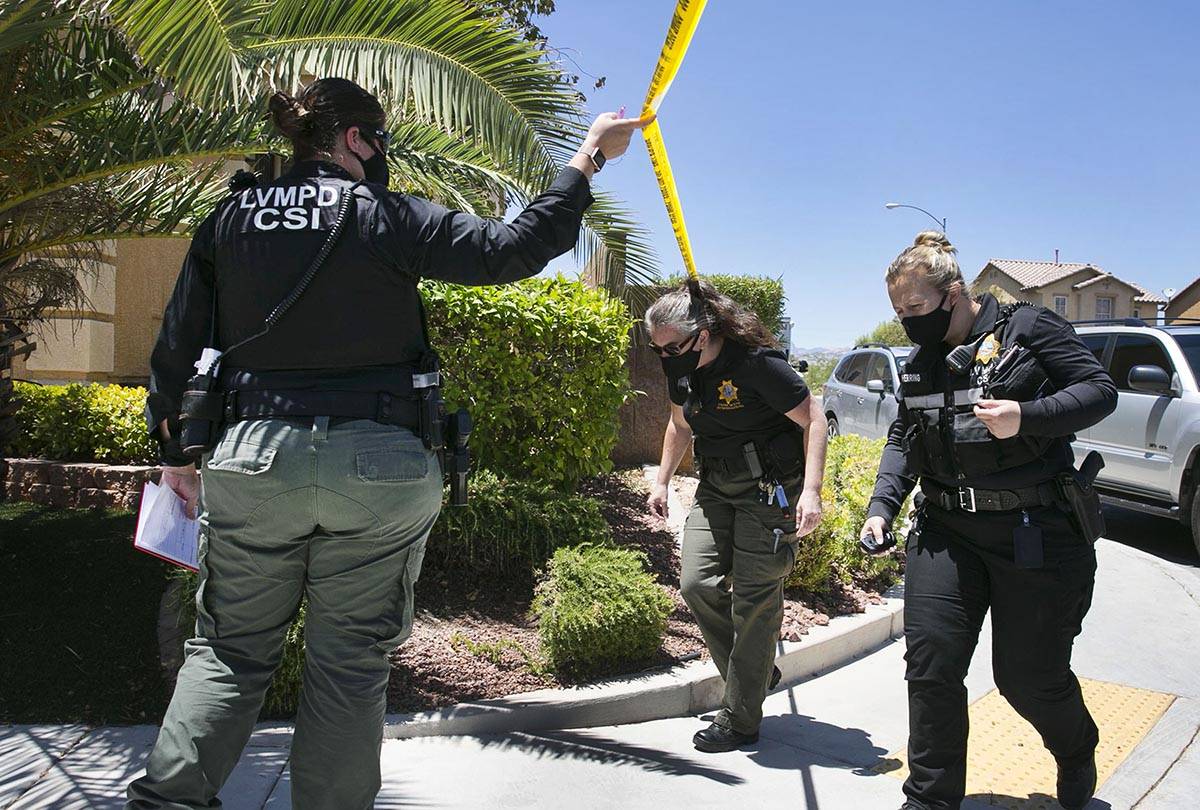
[716, 379, 742, 410]
[975, 333, 1000, 365]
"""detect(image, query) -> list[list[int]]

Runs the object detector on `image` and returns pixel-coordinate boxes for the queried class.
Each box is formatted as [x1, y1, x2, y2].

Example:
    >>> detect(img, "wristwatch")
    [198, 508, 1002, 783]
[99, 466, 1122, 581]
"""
[583, 145, 607, 173]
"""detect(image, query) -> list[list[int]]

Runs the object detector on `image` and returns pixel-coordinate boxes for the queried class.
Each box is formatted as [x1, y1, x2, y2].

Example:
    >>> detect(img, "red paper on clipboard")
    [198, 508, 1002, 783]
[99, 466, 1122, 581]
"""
[133, 481, 200, 571]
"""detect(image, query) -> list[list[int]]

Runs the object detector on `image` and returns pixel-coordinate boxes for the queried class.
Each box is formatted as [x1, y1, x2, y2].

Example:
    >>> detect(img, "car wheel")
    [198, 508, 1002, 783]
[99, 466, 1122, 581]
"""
[827, 415, 839, 438]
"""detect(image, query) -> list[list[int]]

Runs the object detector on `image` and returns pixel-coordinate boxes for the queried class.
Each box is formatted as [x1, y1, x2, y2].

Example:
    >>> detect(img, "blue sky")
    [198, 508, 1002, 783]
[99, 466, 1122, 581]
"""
[536, 0, 1200, 349]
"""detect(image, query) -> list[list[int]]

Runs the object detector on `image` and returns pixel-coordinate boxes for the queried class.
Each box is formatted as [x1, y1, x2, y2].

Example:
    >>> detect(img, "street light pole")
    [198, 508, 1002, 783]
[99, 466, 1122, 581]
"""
[885, 202, 947, 235]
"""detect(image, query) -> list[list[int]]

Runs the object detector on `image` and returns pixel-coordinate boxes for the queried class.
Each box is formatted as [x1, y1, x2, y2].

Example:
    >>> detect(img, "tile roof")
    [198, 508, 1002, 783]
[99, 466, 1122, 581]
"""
[985, 259, 1166, 304]
[985, 259, 1099, 290]
[1072, 273, 1121, 290]
[1130, 282, 1167, 304]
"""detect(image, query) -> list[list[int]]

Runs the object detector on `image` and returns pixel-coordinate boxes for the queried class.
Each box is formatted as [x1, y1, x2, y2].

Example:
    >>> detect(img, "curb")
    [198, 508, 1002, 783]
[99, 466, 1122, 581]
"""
[383, 592, 904, 740]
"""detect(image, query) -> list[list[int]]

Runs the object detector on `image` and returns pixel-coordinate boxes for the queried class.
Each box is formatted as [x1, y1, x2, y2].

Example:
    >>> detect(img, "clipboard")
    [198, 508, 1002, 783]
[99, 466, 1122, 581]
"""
[133, 481, 200, 571]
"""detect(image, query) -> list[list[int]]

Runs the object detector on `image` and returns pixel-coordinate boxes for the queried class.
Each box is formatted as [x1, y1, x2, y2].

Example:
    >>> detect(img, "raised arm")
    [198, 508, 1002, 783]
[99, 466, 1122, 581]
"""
[377, 113, 653, 286]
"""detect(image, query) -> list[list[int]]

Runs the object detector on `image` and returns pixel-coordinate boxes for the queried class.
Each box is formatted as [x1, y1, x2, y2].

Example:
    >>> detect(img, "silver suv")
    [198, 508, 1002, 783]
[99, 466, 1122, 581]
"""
[1072, 322, 1200, 555]
[822, 344, 912, 440]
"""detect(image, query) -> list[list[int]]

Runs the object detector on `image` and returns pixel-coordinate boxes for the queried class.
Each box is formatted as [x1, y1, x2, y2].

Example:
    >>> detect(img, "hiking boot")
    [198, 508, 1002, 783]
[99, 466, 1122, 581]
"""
[1057, 754, 1097, 809]
[692, 722, 759, 753]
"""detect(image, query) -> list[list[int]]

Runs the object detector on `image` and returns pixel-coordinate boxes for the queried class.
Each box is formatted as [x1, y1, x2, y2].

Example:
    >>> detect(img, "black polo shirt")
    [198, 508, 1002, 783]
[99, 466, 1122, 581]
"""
[668, 339, 809, 457]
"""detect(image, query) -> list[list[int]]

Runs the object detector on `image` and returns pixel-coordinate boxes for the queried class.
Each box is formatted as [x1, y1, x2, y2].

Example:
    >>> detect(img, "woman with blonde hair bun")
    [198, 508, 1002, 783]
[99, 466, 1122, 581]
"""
[862, 232, 1117, 810]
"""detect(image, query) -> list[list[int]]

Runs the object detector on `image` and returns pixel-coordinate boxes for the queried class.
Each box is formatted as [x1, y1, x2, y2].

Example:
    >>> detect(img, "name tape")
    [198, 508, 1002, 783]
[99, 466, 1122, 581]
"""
[640, 0, 707, 281]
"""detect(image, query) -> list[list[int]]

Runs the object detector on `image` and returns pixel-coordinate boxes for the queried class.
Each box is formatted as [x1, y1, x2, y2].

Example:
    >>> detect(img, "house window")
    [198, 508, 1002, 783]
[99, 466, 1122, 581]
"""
[1096, 297, 1115, 320]
[1053, 295, 1068, 317]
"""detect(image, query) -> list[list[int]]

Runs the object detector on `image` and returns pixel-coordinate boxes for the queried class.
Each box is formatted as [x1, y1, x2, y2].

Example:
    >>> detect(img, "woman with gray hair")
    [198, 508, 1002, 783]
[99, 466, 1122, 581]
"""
[645, 279, 827, 752]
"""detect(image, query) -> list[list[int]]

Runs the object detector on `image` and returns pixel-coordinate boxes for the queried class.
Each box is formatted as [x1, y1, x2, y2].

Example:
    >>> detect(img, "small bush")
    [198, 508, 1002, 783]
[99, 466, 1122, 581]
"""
[788, 434, 905, 593]
[425, 470, 611, 585]
[10, 381, 155, 464]
[424, 276, 633, 488]
[531, 544, 672, 677]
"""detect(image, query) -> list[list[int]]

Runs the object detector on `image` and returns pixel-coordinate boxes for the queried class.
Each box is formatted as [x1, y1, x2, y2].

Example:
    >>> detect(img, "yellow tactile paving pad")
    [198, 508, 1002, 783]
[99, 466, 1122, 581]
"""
[875, 678, 1176, 809]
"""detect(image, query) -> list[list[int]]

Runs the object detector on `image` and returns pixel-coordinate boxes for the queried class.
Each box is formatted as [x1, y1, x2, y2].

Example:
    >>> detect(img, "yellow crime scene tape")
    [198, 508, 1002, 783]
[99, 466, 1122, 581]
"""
[640, 0, 707, 281]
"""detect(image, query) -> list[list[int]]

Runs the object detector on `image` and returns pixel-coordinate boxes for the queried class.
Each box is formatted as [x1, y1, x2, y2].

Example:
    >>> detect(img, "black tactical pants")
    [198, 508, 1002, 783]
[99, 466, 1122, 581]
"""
[902, 498, 1099, 810]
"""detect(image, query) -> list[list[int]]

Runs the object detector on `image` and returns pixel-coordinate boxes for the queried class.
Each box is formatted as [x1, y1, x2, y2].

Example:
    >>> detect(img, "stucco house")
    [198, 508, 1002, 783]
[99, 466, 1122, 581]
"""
[971, 259, 1166, 323]
[13, 237, 189, 386]
[1164, 276, 1200, 323]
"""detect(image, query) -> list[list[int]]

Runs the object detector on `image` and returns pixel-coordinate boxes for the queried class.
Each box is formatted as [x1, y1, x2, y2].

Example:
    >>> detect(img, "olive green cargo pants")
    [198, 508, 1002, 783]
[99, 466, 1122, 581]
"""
[680, 461, 801, 735]
[127, 417, 443, 810]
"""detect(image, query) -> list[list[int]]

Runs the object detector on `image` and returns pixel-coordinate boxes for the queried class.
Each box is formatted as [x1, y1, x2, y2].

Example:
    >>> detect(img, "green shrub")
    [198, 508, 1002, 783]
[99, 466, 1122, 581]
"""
[531, 544, 672, 677]
[10, 381, 156, 464]
[423, 275, 633, 488]
[425, 470, 611, 585]
[853, 318, 912, 348]
[788, 434, 905, 593]
[800, 356, 838, 392]
[666, 273, 786, 335]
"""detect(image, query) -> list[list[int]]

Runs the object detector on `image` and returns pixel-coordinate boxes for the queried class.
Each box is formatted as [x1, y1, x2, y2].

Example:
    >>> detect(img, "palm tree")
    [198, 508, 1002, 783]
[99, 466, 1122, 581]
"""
[0, 0, 657, 452]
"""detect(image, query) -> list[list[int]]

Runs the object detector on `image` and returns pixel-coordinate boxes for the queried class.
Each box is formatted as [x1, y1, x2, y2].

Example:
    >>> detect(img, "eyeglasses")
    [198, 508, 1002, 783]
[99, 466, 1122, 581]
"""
[649, 331, 701, 357]
[358, 126, 392, 154]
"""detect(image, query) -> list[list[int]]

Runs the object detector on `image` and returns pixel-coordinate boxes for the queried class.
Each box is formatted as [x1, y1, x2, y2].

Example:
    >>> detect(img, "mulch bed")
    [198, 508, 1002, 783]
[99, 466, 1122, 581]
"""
[386, 469, 889, 714]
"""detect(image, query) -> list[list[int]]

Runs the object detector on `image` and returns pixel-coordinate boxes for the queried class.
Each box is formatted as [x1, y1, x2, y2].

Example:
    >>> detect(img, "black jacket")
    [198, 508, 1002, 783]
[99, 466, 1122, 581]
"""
[867, 294, 1117, 524]
[147, 161, 593, 464]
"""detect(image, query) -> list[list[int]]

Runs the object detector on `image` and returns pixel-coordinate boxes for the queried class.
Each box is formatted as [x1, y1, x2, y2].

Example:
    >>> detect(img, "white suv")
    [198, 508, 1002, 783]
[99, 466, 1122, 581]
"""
[1073, 322, 1200, 555]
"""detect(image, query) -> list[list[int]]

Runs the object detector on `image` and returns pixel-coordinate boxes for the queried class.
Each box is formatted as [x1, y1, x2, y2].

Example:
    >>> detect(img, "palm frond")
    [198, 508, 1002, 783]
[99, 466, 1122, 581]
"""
[0, 0, 68, 54]
[0, 89, 270, 214]
[106, 0, 269, 104]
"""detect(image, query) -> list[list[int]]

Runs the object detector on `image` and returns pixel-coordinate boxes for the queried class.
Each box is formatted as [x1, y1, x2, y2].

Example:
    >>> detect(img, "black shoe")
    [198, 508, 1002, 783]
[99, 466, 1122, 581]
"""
[769, 666, 782, 690]
[1057, 755, 1097, 809]
[692, 722, 759, 753]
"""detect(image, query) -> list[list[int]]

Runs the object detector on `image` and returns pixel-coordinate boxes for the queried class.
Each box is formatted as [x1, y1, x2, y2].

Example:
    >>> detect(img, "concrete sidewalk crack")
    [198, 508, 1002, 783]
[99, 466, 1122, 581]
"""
[2, 726, 94, 810]
[1131, 719, 1199, 808]
[259, 754, 291, 810]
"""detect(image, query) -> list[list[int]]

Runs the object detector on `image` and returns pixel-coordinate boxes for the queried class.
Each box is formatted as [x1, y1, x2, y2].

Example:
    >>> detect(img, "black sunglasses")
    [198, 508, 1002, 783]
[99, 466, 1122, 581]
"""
[649, 330, 701, 357]
[357, 125, 392, 154]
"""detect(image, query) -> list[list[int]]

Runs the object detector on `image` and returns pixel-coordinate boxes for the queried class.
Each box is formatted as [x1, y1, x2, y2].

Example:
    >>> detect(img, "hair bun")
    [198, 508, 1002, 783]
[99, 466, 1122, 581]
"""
[268, 91, 310, 139]
[913, 230, 954, 253]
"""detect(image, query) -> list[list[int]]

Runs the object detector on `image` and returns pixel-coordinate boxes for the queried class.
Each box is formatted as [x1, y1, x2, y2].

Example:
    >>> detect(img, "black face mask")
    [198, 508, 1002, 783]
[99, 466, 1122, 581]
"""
[661, 348, 702, 380]
[659, 332, 703, 380]
[901, 293, 953, 347]
[357, 141, 389, 187]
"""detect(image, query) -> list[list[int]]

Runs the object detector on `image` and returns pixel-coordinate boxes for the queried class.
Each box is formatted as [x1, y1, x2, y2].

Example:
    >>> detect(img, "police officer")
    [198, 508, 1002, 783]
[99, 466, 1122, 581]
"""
[127, 78, 652, 810]
[645, 280, 828, 752]
[860, 232, 1117, 810]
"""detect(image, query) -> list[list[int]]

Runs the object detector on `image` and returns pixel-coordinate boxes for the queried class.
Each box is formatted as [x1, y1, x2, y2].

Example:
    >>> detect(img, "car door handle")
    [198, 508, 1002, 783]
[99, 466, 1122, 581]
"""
[856, 397, 865, 404]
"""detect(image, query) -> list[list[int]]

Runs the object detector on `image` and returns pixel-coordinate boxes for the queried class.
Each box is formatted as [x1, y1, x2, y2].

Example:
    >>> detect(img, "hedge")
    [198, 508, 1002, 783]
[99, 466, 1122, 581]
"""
[788, 434, 906, 593]
[9, 277, 633, 487]
[423, 470, 611, 585]
[531, 544, 672, 677]
[424, 276, 632, 488]
[10, 381, 156, 464]
[667, 273, 786, 336]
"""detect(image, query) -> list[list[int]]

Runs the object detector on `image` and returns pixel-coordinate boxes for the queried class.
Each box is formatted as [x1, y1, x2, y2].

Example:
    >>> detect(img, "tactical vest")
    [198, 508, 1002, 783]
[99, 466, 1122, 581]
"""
[898, 303, 1057, 481]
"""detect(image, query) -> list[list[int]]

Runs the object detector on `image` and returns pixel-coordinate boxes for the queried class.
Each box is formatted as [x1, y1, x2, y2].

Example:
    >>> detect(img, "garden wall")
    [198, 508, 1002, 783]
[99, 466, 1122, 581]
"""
[0, 458, 157, 510]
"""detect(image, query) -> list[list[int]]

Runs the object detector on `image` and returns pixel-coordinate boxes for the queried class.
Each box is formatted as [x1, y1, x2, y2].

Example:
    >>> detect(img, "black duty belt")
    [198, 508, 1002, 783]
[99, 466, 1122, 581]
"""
[222, 389, 420, 428]
[697, 454, 751, 476]
[922, 478, 1061, 513]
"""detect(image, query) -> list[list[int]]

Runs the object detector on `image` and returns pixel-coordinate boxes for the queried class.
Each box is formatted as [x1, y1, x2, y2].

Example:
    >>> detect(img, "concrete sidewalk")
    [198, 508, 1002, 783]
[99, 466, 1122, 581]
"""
[4, 537, 1197, 809]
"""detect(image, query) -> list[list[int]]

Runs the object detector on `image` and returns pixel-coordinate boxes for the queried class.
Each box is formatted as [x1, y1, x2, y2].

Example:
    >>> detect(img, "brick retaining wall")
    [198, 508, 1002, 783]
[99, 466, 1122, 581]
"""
[1, 458, 159, 510]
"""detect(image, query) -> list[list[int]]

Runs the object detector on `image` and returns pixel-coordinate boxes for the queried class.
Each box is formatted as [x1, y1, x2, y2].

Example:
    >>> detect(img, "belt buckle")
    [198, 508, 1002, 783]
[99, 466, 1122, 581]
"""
[958, 486, 977, 512]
